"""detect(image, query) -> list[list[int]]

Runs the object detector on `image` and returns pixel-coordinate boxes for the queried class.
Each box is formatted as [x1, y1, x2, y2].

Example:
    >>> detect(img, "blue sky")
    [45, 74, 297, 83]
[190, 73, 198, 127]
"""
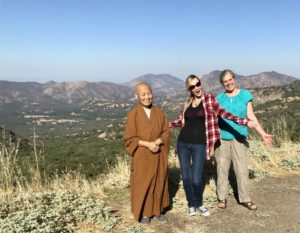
[0, 0, 299, 83]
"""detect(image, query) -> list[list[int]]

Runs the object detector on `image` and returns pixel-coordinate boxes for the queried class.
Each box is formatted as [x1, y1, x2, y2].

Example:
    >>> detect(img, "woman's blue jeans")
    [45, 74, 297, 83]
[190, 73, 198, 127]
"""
[177, 141, 206, 208]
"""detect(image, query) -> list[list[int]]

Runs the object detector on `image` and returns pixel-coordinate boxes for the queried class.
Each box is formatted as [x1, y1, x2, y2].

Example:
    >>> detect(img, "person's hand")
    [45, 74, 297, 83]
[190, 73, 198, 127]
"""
[262, 133, 274, 147]
[247, 120, 257, 128]
[154, 138, 163, 146]
[148, 142, 160, 153]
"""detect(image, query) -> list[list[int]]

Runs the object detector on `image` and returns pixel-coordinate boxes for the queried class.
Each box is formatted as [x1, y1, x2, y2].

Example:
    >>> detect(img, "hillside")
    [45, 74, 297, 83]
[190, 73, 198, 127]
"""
[0, 71, 298, 140]
[0, 71, 296, 106]
[124, 73, 185, 97]
[43, 81, 133, 103]
[200, 70, 298, 94]
[252, 80, 300, 140]
[0, 80, 133, 106]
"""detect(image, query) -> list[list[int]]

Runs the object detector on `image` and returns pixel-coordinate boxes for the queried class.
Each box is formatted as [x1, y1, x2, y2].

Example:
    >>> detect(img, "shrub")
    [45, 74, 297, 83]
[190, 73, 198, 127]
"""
[279, 155, 300, 170]
[249, 169, 270, 181]
[125, 226, 144, 233]
[0, 191, 120, 232]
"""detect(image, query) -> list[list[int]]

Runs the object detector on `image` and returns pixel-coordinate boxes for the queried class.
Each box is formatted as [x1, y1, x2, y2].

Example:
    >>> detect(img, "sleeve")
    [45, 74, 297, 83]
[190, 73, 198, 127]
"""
[161, 113, 170, 153]
[169, 110, 184, 128]
[124, 110, 140, 156]
[243, 89, 253, 103]
[169, 102, 188, 128]
[212, 95, 249, 126]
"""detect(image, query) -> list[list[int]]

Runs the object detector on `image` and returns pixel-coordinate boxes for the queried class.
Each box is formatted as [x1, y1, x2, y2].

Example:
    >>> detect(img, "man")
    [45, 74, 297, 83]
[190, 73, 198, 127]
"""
[124, 82, 170, 224]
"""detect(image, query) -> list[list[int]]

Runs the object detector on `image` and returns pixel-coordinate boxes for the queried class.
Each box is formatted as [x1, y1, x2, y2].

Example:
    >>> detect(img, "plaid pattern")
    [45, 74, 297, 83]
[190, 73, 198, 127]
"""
[170, 93, 249, 160]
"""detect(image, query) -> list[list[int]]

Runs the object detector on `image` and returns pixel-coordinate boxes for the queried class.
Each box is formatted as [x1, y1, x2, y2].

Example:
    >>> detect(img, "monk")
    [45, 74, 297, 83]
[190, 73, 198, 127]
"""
[124, 82, 170, 224]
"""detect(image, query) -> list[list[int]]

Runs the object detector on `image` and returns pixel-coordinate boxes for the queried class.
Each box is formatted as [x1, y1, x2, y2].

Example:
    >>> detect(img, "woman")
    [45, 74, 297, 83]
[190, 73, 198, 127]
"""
[169, 74, 255, 216]
[215, 69, 273, 210]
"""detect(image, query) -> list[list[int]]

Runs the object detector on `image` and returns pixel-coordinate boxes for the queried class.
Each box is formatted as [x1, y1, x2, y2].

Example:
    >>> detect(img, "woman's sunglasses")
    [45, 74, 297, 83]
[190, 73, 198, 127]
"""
[188, 81, 201, 91]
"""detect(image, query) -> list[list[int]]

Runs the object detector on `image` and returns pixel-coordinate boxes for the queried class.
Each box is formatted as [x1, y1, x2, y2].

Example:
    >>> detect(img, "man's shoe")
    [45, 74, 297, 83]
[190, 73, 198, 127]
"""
[140, 216, 150, 224]
[198, 206, 210, 216]
[189, 207, 196, 216]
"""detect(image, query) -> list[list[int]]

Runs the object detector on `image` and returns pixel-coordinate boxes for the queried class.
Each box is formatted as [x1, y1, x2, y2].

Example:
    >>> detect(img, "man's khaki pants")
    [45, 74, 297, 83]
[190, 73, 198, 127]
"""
[215, 138, 251, 203]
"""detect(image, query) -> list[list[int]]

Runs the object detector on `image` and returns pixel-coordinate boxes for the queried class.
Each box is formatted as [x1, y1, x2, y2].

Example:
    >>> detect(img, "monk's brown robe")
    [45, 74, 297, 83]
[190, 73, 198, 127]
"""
[124, 104, 170, 221]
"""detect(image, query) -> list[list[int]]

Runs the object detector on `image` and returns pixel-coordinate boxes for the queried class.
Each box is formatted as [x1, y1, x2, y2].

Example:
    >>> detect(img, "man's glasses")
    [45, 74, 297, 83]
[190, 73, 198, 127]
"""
[188, 81, 201, 91]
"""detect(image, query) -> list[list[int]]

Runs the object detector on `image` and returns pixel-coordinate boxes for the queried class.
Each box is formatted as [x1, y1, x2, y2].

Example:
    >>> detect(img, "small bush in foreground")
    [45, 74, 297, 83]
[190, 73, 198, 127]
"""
[125, 226, 144, 233]
[279, 155, 300, 170]
[0, 191, 120, 233]
[249, 169, 270, 181]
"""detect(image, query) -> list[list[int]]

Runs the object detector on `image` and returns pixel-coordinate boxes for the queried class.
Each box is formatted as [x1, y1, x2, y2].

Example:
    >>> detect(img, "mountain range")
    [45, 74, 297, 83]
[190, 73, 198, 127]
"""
[0, 70, 297, 106]
[200, 70, 297, 94]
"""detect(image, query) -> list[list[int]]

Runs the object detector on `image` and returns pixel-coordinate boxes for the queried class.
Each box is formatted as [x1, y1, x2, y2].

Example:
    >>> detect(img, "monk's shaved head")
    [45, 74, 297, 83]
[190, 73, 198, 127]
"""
[134, 82, 153, 108]
[135, 82, 152, 94]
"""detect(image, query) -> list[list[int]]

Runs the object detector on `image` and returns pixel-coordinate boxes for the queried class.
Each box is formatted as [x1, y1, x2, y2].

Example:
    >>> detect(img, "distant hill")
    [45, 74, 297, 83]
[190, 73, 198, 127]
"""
[124, 71, 298, 96]
[43, 81, 132, 103]
[0, 73, 299, 141]
[251, 80, 300, 140]
[0, 70, 297, 106]
[0, 81, 133, 106]
[200, 70, 298, 94]
[124, 73, 185, 97]
[0, 81, 44, 104]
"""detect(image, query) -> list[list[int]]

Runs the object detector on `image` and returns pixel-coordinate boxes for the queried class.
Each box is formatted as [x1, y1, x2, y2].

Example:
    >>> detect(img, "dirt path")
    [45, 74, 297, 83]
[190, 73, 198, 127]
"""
[201, 174, 300, 233]
[110, 174, 300, 233]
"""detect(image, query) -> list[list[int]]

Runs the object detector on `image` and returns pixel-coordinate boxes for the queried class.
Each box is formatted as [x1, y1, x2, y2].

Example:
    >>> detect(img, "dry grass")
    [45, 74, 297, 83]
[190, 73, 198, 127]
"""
[101, 155, 131, 190]
[250, 140, 300, 171]
[0, 132, 20, 201]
